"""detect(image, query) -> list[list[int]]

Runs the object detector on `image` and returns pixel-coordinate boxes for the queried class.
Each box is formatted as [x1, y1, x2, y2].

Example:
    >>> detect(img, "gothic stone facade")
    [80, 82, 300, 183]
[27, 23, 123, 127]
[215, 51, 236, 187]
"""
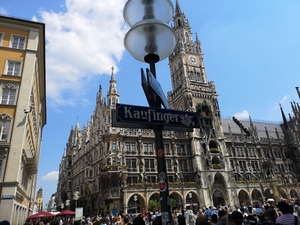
[56, 1, 300, 216]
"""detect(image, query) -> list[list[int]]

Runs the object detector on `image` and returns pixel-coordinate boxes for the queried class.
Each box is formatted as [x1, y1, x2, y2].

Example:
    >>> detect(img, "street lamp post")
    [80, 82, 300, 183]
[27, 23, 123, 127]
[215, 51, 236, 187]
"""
[123, 1, 177, 224]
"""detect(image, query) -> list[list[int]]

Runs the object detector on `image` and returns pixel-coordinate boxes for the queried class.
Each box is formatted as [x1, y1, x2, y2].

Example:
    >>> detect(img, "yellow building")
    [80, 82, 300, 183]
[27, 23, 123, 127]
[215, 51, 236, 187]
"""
[0, 16, 46, 224]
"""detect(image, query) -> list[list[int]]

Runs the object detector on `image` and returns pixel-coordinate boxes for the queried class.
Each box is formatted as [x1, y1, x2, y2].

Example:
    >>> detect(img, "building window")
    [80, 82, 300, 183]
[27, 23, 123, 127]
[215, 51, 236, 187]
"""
[189, 71, 194, 80]
[166, 159, 172, 171]
[178, 159, 188, 171]
[164, 144, 170, 155]
[145, 159, 155, 172]
[1, 89, 16, 105]
[144, 143, 154, 153]
[11, 35, 26, 49]
[6, 61, 21, 76]
[0, 115, 12, 141]
[0, 33, 3, 46]
[112, 141, 116, 150]
[196, 73, 201, 81]
[176, 144, 185, 154]
[125, 142, 136, 152]
[126, 159, 137, 172]
[126, 176, 138, 184]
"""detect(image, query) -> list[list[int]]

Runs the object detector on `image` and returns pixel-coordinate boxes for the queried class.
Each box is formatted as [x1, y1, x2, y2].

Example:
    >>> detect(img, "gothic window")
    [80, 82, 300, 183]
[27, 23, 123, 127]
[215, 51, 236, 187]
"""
[189, 71, 194, 80]
[176, 144, 185, 154]
[227, 147, 232, 156]
[112, 141, 116, 150]
[125, 142, 136, 152]
[178, 159, 188, 172]
[166, 159, 172, 171]
[126, 176, 138, 184]
[126, 159, 137, 172]
[178, 19, 182, 27]
[196, 73, 201, 81]
[143, 143, 153, 153]
[236, 147, 244, 157]
[164, 144, 170, 155]
[144, 159, 155, 172]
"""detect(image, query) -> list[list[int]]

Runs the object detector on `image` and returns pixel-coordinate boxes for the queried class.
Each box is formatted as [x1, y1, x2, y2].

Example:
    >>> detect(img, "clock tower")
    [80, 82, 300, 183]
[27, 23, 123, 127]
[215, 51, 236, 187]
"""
[168, 0, 236, 207]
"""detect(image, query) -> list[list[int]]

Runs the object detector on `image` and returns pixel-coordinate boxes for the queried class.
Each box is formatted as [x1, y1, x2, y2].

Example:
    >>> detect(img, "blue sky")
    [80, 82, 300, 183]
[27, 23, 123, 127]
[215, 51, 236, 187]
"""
[1, 0, 300, 208]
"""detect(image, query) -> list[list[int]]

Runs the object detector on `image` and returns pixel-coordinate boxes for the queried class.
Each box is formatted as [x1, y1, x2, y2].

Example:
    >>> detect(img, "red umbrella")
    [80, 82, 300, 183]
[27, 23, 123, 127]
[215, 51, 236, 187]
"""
[27, 211, 55, 219]
[56, 210, 76, 216]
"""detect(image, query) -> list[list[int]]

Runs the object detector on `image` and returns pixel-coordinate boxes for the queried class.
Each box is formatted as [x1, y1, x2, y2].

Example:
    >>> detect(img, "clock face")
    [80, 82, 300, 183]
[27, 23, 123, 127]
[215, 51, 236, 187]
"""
[189, 55, 197, 64]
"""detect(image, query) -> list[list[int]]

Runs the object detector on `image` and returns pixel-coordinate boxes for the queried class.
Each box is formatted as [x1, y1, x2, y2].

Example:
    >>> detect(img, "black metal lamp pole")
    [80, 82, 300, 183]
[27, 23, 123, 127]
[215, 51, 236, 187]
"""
[123, 1, 177, 224]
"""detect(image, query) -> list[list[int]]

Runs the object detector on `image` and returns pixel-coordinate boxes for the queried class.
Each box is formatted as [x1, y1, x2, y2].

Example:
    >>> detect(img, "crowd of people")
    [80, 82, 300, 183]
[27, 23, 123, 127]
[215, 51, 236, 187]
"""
[5, 199, 300, 225]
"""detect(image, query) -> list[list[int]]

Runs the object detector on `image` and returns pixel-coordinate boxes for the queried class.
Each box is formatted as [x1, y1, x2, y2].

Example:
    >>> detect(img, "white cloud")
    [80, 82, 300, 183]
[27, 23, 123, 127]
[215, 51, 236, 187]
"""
[233, 110, 249, 120]
[274, 95, 289, 110]
[42, 171, 59, 181]
[39, 0, 127, 106]
[0, 7, 7, 15]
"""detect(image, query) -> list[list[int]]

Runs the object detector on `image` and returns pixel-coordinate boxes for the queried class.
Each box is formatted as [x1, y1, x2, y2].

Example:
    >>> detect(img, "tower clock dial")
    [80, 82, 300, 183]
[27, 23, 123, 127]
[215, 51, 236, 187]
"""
[189, 55, 197, 64]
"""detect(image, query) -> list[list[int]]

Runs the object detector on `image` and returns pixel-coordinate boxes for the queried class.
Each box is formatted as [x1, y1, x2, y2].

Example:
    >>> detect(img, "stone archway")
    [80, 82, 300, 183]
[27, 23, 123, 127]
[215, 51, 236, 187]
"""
[170, 191, 183, 210]
[212, 190, 225, 206]
[185, 191, 199, 212]
[212, 172, 228, 206]
[278, 189, 288, 200]
[238, 189, 251, 205]
[251, 189, 263, 205]
[127, 193, 146, 214]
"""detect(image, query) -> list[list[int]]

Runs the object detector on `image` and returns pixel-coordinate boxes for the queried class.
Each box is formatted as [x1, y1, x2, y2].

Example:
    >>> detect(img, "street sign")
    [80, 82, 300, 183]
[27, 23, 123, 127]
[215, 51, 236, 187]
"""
[112, 103, 199, 132]
[141, 68, 169, 109]
[147, 69, 169, 109]
[141, 68, 152, 106]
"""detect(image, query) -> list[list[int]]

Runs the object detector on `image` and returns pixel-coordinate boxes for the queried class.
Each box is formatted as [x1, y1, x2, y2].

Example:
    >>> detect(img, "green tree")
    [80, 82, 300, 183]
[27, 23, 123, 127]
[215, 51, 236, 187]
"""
[148, 200, 160, 212]
[170, 198, 177, 209]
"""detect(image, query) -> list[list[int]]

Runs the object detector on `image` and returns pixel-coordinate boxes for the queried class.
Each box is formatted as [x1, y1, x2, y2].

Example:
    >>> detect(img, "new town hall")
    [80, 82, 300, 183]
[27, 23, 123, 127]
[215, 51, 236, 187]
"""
[55, 1, 300, 216]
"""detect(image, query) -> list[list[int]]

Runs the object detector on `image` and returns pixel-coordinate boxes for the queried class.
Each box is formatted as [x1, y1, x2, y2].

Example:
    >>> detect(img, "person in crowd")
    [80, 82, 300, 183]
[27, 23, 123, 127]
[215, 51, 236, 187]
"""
[215, 209, 227, 225]
[276, 201, 299, 225]
[266, 207, 277, 224]
[0, 221, 10, 225]
[255, 207, 273, 225]
[245, 215, 257, 225]
[229, 211, 244, 225]
[189, 210, 196, 225]
[196, 209, 206, 224]
[210, 214, 218, 225]
[123, 215, 131, 225]
[177, 214, 186, 225]
[205, 207, 212, 221]
[133, 214, 146, 225]
[296, 205, 300, 218]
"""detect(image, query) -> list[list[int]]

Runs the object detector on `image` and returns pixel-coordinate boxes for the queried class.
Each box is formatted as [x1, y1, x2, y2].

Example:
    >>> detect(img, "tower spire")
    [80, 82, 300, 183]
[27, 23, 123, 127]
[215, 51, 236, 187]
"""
[175, 0, 182, 15]
[107, 66, 119, 106]
[280, 104, 289, 129]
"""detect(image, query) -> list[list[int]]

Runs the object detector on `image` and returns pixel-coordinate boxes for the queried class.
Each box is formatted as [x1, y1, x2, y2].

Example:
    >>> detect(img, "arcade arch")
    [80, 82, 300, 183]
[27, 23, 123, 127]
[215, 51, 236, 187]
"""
[212, 173, 227, 206]
[238, 189, 250, 204]
[127, 194, 146, 214]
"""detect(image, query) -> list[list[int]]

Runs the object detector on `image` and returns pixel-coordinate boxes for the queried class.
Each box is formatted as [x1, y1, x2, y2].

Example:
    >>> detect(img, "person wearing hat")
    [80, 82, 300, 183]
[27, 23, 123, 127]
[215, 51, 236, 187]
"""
[255, 207, 274, 225]
[276, 201, 299, 225]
